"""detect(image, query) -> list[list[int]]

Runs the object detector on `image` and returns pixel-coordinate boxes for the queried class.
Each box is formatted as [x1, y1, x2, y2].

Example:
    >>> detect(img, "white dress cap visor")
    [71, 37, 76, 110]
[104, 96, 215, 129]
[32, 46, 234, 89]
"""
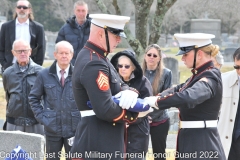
[89, 14, 130, 30]
[174, 33, 215, 55]
[90, 14, 130, 38]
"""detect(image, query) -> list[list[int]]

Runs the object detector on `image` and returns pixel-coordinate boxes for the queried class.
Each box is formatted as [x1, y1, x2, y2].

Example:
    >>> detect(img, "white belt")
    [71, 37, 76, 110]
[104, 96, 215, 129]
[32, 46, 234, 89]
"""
[80, 110, 95, 117]
[179, 120, 218, 129]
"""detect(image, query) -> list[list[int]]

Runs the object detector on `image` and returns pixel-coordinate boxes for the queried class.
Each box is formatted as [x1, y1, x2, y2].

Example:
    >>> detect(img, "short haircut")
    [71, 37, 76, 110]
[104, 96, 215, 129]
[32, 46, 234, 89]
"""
[12, 39, 30, 50]
[55, 41, 74, 54]
[233, 48, 240, 61]
[74, 0, 88, 10]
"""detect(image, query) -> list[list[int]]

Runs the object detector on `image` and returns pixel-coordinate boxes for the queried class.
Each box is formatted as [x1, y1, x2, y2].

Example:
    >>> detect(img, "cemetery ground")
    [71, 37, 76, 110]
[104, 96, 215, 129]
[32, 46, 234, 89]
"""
[0, 48, 233, 160]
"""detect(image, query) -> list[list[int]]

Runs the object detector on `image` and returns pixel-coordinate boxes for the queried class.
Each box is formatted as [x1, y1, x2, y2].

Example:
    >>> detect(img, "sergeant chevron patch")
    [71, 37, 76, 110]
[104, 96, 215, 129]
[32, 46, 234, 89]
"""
[96, 71, 109, 91]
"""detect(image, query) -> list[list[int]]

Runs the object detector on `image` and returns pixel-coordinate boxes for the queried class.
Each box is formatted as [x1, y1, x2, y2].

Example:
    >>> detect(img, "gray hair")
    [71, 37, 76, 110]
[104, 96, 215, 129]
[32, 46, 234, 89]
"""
[55, 41, 74, 54]
[215, 52, 224, 65]
[74, 0, 88, 10]
[118, 55, 136, 70]
[13, 0, 34, 20]
[12, 39, 30, 50]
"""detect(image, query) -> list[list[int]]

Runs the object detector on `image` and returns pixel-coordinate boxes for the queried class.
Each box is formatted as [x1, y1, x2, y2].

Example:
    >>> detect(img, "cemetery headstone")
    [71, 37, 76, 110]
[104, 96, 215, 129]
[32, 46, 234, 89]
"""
[0, 131, 45, 160]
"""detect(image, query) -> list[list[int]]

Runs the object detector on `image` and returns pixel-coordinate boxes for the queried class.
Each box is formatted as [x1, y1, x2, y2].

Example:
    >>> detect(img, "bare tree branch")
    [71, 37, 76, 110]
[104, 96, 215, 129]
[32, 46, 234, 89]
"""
[112, 0, 121, 15]
[149, 0, 177, 45]
[50, 0, 75, 22]
[95, 0, 111, 14]
[132, 0, 153, 49]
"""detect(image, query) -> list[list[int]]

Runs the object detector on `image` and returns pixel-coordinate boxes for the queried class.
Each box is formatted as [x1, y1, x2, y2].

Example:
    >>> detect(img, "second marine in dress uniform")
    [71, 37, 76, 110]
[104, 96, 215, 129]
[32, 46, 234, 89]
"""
[145, 33, 226, 160]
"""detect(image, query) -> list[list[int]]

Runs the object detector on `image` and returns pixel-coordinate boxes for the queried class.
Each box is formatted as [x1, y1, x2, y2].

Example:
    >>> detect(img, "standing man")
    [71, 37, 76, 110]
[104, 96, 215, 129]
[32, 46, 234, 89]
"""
[218, 48, 240, 159]
[70, 14, 142, 160]
[55, 0, 91, 65]
[3, 39, 43, 134]
[0, 0, 46, 72]
[29, 41, 80, 160]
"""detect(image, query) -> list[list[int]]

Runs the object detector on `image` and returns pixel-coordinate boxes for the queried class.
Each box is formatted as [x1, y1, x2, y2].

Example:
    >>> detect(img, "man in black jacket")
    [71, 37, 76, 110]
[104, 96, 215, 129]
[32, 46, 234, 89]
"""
[0, 0, 46, 72]
[56, 0, 91, 65]
[3, 39, 43, 134]
[29, 41, 80, 160]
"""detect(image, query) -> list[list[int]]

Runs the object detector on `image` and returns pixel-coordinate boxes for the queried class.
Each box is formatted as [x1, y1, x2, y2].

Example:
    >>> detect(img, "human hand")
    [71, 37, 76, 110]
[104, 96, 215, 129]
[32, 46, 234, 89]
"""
[144, 96, 159, 110]
[114, 90, 138, 109]
[138, 107, 153, 118]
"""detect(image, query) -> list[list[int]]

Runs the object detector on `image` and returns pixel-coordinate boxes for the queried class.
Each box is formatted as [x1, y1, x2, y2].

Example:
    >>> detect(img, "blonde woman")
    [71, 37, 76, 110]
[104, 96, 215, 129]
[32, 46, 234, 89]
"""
[142, 44, 172, 160]
[144, 33, 226, 160]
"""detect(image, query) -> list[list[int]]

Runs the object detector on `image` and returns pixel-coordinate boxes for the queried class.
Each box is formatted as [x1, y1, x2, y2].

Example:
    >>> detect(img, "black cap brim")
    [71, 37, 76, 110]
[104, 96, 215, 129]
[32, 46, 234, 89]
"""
[176, 46, 195, 56]
[107, 27, 127, 38]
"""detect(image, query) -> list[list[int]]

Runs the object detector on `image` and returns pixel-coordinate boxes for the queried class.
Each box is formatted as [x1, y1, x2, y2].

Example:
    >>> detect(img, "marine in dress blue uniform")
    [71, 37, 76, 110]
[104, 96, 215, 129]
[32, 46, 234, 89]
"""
[145, 33, 226, 160]
[70, 14, 144, 160]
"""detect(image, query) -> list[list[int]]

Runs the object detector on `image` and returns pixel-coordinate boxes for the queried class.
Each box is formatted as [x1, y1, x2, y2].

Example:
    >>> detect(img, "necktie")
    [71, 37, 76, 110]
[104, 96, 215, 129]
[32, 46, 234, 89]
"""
[60, 70, 65, 86]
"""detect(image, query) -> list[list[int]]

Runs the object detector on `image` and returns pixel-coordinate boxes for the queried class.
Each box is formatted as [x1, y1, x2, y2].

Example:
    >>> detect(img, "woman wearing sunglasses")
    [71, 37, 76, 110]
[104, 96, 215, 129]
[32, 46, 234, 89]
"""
[111, 50, 153, 160]
[142, 44, 172, 160]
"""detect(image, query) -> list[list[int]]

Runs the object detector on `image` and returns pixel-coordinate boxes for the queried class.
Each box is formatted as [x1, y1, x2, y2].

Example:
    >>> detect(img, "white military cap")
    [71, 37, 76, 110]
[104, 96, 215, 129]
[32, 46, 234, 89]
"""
[89, 14, 130, 38]
[174, 33, 215, 55]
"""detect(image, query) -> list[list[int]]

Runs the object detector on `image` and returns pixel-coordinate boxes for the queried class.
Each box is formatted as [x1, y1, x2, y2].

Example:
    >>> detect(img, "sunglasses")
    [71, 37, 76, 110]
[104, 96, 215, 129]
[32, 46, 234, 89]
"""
[17, 6, 29, 9]
[118, 64, 130, 69]
[147, 53, 158, 58]
[234, 65, 240, 70]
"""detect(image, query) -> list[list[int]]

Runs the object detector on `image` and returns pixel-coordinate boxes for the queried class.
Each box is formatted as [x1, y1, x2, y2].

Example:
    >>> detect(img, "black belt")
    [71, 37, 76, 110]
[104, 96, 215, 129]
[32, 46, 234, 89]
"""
[7, 117, 39, 126]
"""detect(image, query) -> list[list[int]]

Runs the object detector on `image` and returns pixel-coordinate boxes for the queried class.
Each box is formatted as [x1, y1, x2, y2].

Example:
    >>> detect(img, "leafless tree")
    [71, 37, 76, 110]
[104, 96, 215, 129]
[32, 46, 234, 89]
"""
[209, 0, 240, 35]
[49, 0, 75, 22]
[95, 0, 176, 60]
[0, 1, 15, 20]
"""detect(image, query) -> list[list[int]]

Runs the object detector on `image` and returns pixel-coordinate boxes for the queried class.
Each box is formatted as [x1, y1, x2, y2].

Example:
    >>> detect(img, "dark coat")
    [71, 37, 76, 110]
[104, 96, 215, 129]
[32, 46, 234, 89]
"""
[70, 41, 139, 160]
[2, 59, 43, 125]
[111, 50, 153, 155]
[156, 61, 226, 160]
[28, 61, 80, 138]
[0, 19, 46, 70]
[55, 15, 91, 65]
[144, 68, 172, 122]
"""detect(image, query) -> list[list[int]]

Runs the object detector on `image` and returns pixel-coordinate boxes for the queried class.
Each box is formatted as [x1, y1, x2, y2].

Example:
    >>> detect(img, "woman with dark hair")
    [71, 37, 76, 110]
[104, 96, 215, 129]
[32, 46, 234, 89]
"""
[111, 50, 153, 160]
[142, 44, 172, 160]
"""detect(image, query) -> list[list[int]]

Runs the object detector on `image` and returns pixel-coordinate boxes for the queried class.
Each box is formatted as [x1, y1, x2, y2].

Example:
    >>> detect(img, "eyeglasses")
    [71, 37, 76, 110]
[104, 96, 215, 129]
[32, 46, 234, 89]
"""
[17, 6, 29, 9]
[147, 53, 158, 58]
[118, 64, 131, 69]
[233, 65, 240, 70]
[14, 49, 30, 54]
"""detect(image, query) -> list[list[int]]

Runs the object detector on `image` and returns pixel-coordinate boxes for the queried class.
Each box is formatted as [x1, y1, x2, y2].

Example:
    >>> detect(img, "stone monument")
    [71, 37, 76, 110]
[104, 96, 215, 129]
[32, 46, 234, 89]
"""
[190, 19, 221, 46]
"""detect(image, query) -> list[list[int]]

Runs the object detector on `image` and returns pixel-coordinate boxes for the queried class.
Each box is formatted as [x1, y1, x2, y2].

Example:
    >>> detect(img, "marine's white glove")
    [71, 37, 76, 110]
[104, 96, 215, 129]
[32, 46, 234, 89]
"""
[144, 96, 159, 110]
[114, 90, 138, 109]
[138, 107, 153, 118]
[68, 137, 75, 146]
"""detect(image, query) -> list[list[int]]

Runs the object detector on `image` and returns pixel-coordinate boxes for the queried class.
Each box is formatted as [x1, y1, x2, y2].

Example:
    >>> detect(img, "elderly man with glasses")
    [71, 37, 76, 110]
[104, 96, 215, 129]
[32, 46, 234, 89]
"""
[218, 48, 240, 160]
[2, 39, 44, 134]
[0, 0, 46, 72]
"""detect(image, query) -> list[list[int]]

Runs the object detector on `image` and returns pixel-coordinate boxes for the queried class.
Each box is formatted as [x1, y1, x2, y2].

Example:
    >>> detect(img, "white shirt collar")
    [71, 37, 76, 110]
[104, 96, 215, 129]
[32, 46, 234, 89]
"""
[16, 18, 29, 25]
[56, 62, 70, 80]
